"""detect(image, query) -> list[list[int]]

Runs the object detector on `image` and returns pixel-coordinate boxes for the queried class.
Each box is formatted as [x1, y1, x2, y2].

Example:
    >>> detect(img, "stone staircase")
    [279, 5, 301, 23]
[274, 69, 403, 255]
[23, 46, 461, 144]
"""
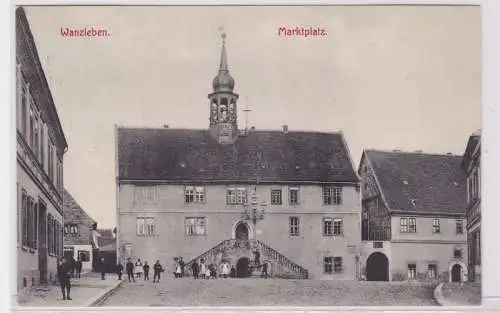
[184, 239, 308, 279]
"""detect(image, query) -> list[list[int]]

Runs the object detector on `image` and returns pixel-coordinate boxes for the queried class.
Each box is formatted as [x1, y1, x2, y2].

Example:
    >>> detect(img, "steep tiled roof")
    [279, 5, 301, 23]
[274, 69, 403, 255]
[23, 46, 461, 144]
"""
[365, 150, 466, 215]
[63, 189, 96, 225]
[117, 128, 359, 183]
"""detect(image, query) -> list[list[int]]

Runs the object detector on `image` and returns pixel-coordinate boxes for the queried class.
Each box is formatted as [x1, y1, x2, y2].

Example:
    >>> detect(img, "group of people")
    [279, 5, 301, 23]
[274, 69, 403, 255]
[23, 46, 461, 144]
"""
[116, 258, 165, 283]
[189, 259, 235, 279]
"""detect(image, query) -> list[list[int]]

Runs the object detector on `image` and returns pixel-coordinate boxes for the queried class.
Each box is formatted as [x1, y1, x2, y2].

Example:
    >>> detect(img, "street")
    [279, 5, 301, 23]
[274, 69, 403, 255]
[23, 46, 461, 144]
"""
[99, 276, 438, 306]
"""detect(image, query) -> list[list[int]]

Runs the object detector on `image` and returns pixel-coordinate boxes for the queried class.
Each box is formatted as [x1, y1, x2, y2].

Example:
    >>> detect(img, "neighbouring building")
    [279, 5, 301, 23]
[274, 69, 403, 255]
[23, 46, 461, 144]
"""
[462, 131, 481, 281]
[359, 150, 468, 282]
[116, 33, 362, 280]
[16, 7, 68, 288]
[62, 189, 97, 272]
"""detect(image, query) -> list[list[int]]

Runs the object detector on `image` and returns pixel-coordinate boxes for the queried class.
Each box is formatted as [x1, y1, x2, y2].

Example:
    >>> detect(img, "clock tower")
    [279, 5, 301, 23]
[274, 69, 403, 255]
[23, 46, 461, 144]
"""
[208, 32, 239, 144]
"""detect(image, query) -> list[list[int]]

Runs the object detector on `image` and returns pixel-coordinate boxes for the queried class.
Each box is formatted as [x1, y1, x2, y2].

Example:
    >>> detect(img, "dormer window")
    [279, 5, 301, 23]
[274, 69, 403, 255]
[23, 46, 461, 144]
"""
[403, 180, 409, 185]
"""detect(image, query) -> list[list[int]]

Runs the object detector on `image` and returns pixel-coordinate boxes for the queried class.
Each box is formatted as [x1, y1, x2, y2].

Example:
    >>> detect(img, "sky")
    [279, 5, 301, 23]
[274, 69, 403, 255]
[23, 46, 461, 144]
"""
[24, 5, 481, 228]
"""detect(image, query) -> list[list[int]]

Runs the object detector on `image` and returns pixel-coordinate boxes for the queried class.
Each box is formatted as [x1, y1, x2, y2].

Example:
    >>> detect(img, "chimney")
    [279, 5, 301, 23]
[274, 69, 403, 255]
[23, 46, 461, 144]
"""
[283, 124, 288, 133]
[250, 126, 255, 131]
[163, 124, 169, 128]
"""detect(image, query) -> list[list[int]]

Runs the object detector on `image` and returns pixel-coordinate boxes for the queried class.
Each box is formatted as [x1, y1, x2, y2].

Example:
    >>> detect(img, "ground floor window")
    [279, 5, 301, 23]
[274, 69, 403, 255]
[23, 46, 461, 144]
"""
[324, 256, 343, 274]
[185, 217, 206, 236]
[427, 263, 437, 279]
[407, 263, 417, 280]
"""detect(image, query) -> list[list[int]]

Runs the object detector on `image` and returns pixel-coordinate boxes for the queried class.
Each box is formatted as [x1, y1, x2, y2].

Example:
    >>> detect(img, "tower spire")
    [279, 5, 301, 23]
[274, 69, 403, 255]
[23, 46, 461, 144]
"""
[219, 31, 228, 72]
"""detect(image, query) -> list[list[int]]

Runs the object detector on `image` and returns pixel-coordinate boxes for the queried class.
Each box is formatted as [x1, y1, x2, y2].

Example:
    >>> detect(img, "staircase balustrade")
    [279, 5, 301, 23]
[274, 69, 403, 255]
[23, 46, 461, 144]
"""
[183, 239, 308, 279]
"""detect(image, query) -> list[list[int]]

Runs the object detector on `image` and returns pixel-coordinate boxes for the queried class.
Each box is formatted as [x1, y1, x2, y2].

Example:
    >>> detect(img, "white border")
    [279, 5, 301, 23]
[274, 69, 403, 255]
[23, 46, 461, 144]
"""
[5, 0, 500, 312]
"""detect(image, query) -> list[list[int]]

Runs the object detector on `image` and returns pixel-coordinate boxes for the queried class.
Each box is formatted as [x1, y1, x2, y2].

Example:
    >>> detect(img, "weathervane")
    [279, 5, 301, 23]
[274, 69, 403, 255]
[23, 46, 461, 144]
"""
[219, 26, 226, 43]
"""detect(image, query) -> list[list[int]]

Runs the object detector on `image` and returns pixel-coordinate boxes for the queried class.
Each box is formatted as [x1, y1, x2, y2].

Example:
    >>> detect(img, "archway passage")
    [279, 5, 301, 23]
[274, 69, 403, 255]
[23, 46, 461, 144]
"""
[235, 222, 249, 241]
[366, 252, 389, 281]
[236, 257, 250, 278]
[451, 264, 462, 282]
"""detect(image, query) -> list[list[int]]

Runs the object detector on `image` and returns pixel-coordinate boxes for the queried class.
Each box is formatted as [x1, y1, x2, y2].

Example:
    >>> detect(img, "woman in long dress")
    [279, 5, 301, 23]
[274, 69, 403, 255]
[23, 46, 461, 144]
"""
[135, 259, 143, 279]
[222, 262, 230, 278]
[175, 263, 182, 278]
[200, 260, 207, 279]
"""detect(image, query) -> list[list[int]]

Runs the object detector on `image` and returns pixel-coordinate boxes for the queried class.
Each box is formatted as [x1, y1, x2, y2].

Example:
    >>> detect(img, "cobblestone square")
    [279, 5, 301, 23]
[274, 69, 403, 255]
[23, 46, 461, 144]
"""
[100, 277, 438, 307]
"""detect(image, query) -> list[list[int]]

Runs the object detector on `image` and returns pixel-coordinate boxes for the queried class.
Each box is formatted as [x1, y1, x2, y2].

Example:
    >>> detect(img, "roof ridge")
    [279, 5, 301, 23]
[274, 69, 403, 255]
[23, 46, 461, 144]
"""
[366, 149, 461, 157]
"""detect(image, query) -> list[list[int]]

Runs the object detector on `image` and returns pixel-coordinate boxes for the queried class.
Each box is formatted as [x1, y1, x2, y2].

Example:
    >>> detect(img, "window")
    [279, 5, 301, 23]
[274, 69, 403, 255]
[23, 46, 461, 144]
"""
[456, 220, 464, 234]
[400, 217, 416, 233]
[25, 197, 37, 250]
[48, 142, 54, 182]
[271, 189, 282, 205]
[20, 73, 29, 136]
[324, 257, 333, 274]
[454, 248, 462, 258]
[333, 218, 343, 236]
[226, 187, 247, 205]
[136, 217, 156, 236]
[78, 250, 90, 262]
[69, 224, 78, 234]
[428, 263, 437, 279]
[289, 216, 299, 236]
[64, 224, 69, 235]
[47, 214, 53, 255]
[185, 217, 206, 236]
[333, 257, 343, 273]
[323, 218, 343, 236]
[289, 187, 299, 205]
[184, 185, 205, 203]
[407, 263, 417, 280]
[432, 218, 440, 233]
[322, 186, 342, 205]
[56, 158, 63, 193]
[134, 186, 158, 202]
[40, 123, 45, 167]
[21, 191, 28, 248]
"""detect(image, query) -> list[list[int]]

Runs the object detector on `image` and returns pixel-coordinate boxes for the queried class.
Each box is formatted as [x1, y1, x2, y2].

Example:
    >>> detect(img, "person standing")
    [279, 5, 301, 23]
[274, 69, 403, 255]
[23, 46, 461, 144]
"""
[99, 257, 107, 280]
[261, 261, 269, 279]
[126, 258, 136, 282]
[135, 259, 143, 279]
[116, 262, 123, 280]
[175, 262, 182, 278]
[179, 257, 185, 278]
[200, 259, 207, 280]
[57, 258, 72, 300]
[254, 249, 261, 267]
[221, 262, 230, 279]
[153, 260, 163, 282]
[143, 262, 150, 281]
[230, 265, 236, 278]
[75, 257, 83, 279]
[191, 260, 199, 279]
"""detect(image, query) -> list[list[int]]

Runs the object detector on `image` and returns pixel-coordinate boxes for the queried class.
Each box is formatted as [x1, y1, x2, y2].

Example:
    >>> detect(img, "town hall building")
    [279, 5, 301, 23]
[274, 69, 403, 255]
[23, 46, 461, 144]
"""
[115, 34, 362, 280]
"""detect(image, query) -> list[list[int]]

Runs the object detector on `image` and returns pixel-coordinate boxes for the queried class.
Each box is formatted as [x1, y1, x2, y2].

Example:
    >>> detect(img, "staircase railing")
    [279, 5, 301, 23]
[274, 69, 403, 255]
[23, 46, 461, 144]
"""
[183, 239, 309, 279]
[254, 239, 308, 279]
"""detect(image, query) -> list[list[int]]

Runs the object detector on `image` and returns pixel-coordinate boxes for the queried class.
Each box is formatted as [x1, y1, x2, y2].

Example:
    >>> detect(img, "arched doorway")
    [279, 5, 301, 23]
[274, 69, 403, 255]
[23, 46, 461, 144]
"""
[236, 257, 250, 278]
[366, 252, 389, 281]
[451, 264, 462, 282]
[235, 222, 249, 241]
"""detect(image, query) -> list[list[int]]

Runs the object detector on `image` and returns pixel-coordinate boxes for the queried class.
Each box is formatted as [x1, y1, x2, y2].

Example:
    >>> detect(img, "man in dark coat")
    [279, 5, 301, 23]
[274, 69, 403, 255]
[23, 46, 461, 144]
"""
[254, 249, 261, 267]
[75, 257, 83, 279]
[153, 260, 163, 283]
[99, 257, 106, 280]
[191, 260, 199, 279]
[143, 262, 150, 281]
[57, 257, 72, 300]
[116, 262, 124, 280]
[126, 258, 135, 282]
[261, 261, 269, 279]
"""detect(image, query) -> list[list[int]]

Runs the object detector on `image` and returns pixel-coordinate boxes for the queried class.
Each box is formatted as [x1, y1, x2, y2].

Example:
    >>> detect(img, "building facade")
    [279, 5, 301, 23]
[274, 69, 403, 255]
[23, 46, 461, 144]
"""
[16, 7, 68, 289]
[62, 189, 96, 272]
[359, 150, 468, 282]
[462, 131, 481, 281]
[116, 34, 362, 280]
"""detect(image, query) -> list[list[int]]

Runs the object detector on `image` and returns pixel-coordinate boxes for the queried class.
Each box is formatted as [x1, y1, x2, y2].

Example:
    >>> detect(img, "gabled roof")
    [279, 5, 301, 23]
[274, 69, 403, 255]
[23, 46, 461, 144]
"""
[63, 189, 96, 225]
[364, 150, 466, 215]
[461, 131, 481, 171]
[116, 127, 359, 183]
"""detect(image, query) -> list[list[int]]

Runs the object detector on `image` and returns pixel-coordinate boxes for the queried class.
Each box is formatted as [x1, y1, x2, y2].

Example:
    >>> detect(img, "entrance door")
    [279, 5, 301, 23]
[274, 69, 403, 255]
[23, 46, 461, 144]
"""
[38, 202, 48, 284]
[236, 257, 250, 278]
[366, 252, 389, 281]
[235, 223, 249, 241]
[451, 264, 462, 282]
